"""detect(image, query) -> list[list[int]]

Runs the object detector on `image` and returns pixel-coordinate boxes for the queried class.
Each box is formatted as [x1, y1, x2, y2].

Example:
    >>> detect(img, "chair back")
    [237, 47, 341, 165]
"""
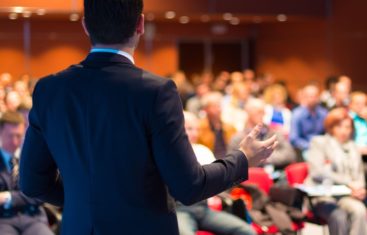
[285, 162, 308, 185]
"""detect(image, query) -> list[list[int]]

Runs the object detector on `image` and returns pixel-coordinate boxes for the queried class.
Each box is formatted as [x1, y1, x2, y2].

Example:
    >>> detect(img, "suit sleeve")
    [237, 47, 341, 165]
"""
[149, 80, 248, 205]
[19, 82, 64, 207]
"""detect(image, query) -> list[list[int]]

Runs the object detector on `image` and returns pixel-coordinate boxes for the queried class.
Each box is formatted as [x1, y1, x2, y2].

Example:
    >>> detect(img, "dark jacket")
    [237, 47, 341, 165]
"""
[19, 52, 248, 235]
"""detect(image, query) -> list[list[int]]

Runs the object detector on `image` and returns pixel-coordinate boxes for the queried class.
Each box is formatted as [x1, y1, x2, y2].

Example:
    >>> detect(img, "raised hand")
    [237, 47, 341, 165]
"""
[239, 124, 278, 167]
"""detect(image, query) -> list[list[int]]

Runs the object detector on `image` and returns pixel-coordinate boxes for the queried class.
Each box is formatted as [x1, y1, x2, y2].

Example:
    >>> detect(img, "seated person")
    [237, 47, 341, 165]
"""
[198, 92, 237, 159]
[290, 84, 328, 157]
[176, 111, 255, 235]
[228, 98, 296, 170]
[0, 112, 53, 235]
[306, 108, 366, 235]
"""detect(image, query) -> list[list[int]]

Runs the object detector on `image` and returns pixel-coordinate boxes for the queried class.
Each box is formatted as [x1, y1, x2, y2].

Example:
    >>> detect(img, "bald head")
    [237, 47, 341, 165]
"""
[245, 98, 265, 127]
[302, 85, 320, 109]
[183, 111, 199, 144]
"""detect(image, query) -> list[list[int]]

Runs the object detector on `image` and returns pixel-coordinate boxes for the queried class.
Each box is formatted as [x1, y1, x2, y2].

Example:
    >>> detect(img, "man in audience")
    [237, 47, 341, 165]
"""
[228, 98, 296, 170]
[323, 81, 350, 110]
[198, 92, 237, 159]
[290, 84, 328, 158]
[177, 112, 255, 235]
[186, 83, 211, 117]
[349, 91, 367, 184]
[5, 91, 21, 113]
[0, 112, 53, 235]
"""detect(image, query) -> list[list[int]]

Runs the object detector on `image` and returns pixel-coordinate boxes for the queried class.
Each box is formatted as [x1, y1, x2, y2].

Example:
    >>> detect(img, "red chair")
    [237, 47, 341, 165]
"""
[196, 231, 214, 235]
[243, 167, 273, 194]
[285, 162, 308, 185]
[241, 167, 304, 234]
[284, 163, 328, 234]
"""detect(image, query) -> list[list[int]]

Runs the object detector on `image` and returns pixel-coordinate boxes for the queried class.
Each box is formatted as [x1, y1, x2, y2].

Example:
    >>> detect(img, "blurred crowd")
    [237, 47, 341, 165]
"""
[1, 69, 367, 235]
[172, 69, 367, 235]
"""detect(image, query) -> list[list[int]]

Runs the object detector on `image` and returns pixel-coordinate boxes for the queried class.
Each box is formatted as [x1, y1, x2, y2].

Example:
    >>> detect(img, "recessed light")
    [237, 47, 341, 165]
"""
[223, 13, 233, 21]
[13, 7, 24, 14]
[230, 17, 240, 25]
[69, 13, 80, 22]
[36, 9, 46, 16]
[201, 15, 210, 23]
[146, 13, 155, 21]
[179, 16, 190, 24]
[22, 11, 32, 18]
[165, 11, 176, 19]
[277, 14, 287, 22]
[253, 16, 262, 24]
[9, 13, 18, 20]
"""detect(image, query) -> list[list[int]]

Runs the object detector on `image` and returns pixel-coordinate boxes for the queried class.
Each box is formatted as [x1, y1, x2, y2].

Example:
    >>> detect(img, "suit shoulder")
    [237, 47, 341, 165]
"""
[34, 64, 81, 88]
[140, 70, 172, 90]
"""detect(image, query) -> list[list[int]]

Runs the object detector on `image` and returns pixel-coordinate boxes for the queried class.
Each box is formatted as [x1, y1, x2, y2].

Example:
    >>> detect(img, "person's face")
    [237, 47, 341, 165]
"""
[196, 84, 210, 97]
[333, 83, 349, 104]
[303, 87, 319, 108]
[6, 92, 21, 112]
[332, 119, 353, 144]
[350, 95, 366, 115]
[185, 118, 199, 144]
[0, 123, 25, 154]
[248, 107, 265, 126]
[205, 102, 222, 120]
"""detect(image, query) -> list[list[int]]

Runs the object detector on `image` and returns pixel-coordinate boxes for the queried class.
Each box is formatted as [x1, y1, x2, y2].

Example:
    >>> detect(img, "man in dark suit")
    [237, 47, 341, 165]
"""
[19, 1, 277, 235]
[0, 112, 53, 235]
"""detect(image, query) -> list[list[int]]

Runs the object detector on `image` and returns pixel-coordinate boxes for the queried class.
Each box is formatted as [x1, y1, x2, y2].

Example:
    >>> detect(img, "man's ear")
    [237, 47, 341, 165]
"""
[136, 14, 145, 35]
[81, 17, 90, 37]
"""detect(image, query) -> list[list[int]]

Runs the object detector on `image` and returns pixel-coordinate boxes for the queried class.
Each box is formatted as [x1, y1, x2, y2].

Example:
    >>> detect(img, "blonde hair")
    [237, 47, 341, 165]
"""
[263, 84, 287, 105]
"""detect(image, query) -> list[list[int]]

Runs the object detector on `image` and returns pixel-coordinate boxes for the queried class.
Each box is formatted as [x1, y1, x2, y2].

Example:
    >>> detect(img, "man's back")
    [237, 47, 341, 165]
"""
[20, 53, 249, 235]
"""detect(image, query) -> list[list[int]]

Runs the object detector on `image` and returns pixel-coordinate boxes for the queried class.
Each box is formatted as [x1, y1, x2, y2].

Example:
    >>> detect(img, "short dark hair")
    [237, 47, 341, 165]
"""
[0, 112, 24, 129]
[84, 0, 144, 45]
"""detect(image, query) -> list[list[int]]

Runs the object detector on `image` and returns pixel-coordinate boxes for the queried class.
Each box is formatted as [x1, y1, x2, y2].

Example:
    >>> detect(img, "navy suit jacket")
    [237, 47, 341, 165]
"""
[0, 150, 42, 214]
[19, 52, 248, 235]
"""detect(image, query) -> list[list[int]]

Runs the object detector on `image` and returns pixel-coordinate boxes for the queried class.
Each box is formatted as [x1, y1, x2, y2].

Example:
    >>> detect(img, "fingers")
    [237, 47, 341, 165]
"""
[262, 135, 277, 149]
[247, 124, 263, 140]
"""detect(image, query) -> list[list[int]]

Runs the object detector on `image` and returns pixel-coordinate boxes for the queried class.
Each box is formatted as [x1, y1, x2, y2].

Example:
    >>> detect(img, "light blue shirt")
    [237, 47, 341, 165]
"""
[350, 111, 367, 146]
[0, 149, 13, 208]
[0, 149, 12, 173]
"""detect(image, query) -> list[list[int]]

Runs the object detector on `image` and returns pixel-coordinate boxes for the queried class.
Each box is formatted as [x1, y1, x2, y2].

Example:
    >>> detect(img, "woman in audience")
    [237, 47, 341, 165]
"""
[263, 84, 292, 139]
[306, 108, 366, 235]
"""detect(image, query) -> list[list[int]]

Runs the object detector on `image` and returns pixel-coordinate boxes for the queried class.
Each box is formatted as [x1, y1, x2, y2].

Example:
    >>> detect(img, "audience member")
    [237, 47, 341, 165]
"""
[290, 84, 328, 156]
[222, 82, 251, 132]
[263, 84, 292, 138]
[228, 98, 296, 170]
[176, 112, 255, 235]
[171, 71, 195, 106]
[0, 112, 53, 235]
[306, 108, 366, 235]
[198, 92, 237, 159]
[186, 83, 211, 117]
[5, 91, 21, 113]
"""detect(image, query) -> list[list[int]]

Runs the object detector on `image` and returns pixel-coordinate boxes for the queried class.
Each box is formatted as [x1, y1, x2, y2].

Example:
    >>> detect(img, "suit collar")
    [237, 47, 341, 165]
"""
[81, 52, 134, 68]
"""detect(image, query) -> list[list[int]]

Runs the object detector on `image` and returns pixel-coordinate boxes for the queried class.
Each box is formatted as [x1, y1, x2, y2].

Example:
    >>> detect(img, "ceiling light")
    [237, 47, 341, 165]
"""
[223, 13, 233, 21]
[22, 11, 32, 18]
[165, 11, 176, 19]
[36, 9, 46, 16]
[8, 13, 18, 20]
[230, 17, 240, 25]
[146, 13, 155, 21]
[253, 16, 262, 24]
[277, 14, 287, 22]
[69, 13, 80, 22]
[179, 16, 190, 24]
[13, 7, 24, 14]
[201, 15, 210, 23]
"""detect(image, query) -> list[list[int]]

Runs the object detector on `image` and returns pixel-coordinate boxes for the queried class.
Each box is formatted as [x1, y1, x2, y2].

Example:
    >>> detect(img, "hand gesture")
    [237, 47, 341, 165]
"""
[239, 124, 278, 167]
